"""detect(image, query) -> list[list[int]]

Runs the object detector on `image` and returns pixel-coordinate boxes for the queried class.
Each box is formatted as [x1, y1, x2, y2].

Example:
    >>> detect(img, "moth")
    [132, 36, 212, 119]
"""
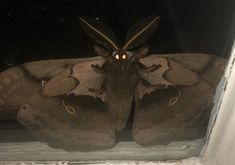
[0, 16, 227, 151]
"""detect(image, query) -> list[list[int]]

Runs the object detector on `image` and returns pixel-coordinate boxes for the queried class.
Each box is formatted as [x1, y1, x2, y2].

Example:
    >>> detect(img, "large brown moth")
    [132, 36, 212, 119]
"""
[0, 16, 227, 151]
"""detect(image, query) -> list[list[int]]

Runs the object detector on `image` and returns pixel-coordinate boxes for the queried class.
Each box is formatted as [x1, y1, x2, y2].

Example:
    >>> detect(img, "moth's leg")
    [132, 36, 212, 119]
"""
[89, 80, 107, 95]
[91, 62, 108, 74]
[138, 63, 161, 73]
[91, 64, 104, 73]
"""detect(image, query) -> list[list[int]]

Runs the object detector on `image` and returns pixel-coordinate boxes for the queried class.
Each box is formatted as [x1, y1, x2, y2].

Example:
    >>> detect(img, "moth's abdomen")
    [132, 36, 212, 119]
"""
[105, 64, 139, 130]
[106, 88, 134, 131]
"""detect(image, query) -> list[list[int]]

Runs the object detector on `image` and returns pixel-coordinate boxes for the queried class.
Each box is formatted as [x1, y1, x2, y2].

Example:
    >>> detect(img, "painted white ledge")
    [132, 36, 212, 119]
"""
[0, 139, 203, 162]
[0, 159, 202, 165]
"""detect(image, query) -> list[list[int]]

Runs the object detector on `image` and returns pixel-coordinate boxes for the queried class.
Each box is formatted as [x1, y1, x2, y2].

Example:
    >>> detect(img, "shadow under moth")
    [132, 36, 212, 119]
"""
[0, 16, 227, 151]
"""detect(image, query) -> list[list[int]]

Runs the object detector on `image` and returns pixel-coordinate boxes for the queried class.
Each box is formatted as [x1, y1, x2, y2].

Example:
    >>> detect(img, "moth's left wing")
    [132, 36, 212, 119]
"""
[0, 57, 115, 151]
[133, 54, 227, 145]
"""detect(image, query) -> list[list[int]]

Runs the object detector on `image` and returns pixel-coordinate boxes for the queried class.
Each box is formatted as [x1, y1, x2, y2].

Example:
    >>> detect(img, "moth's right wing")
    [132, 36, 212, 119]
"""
[0, 58, 81, 120]
[133, 54, 227, 146]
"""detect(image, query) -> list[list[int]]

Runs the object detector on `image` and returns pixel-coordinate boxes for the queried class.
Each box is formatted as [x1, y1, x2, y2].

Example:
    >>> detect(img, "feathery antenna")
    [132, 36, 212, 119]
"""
[79, 17, 119, 50]
[123, 16, 160, 50]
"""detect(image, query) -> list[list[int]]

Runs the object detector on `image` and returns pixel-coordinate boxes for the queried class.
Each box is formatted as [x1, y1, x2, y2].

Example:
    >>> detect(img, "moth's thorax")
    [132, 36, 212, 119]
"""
[105, 60, 140, 90]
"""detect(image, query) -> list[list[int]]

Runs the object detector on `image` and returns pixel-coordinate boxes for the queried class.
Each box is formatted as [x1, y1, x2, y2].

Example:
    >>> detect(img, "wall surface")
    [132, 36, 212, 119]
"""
[202, 41, 235, 165]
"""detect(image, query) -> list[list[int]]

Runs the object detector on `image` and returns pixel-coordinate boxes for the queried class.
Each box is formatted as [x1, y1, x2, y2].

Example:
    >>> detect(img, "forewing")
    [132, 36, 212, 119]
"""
[137, 54, 199, 99]
[41, 56, 106, 102]
[0, 59, 79, 120]
[70, 57, 106, 101]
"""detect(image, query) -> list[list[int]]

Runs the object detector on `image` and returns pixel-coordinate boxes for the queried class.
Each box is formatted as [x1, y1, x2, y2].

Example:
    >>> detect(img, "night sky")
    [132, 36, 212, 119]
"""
[0, 0, 234, 71]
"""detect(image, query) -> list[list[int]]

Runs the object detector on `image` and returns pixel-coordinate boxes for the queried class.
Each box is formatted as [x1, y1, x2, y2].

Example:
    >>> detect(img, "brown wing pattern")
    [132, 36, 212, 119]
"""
[0, 57, 115, 151]
[0, 59, 79, 120]
[0, 54, 226, 150]
[133, 54, 227, 145]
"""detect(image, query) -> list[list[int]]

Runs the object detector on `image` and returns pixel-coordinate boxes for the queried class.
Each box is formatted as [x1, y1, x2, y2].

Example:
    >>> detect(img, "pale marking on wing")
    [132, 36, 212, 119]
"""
[62, 101, 76, 115]
[41, 80, 47, 86]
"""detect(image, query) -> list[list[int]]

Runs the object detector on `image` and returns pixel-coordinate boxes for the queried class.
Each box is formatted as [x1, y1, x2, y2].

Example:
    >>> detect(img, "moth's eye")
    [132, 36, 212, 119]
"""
[122, 54, 127, 59]
[115, 54, 120, 60]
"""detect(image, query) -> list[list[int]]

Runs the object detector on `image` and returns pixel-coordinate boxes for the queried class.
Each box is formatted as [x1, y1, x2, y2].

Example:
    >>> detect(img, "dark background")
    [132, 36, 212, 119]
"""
[0, 0, 234, 142]
[0, 0, 235, 72]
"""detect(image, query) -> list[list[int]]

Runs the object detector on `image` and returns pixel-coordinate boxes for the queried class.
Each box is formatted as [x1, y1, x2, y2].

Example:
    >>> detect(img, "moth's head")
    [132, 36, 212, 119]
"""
[112, 50, 129, 61]
[94, 45, 150, 63]
[79, 16, 160, 63]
